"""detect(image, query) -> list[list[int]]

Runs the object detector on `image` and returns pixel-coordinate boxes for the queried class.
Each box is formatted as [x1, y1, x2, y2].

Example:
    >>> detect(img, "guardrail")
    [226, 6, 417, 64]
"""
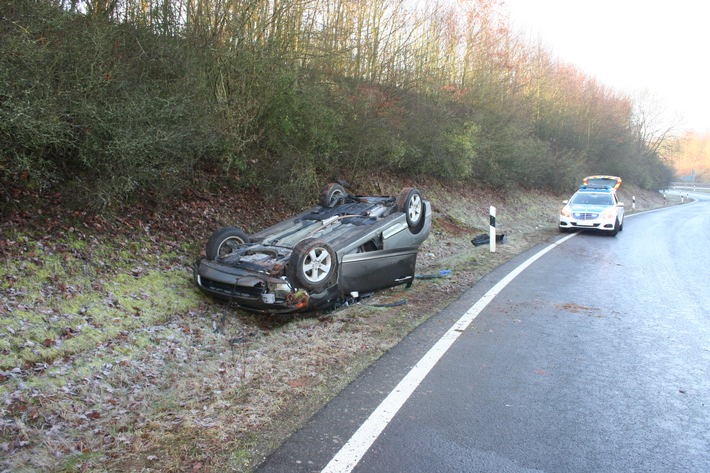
[667, 184, 709, 199]
[670, 182, 710, 189]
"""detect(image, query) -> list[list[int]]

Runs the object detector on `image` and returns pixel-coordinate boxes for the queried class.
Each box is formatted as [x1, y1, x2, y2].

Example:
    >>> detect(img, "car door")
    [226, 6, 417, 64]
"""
[614, 193, 625, 222]
[340, 247, 417, 293]
[339, 222, 418, 293]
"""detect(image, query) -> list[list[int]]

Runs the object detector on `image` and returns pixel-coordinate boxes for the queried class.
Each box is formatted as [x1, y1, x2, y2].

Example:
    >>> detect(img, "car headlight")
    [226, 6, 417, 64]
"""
[600, 208, 616, 220]
[560, 206, 572, 218]
[269, 280, 293, 298]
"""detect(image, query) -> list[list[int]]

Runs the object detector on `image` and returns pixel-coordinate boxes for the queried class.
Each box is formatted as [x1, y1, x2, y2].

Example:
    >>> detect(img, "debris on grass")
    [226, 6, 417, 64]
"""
[471, 233, 507, 246]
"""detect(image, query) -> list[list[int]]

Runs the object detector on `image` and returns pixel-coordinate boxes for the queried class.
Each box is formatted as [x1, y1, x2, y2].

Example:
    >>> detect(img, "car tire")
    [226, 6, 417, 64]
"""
[206, 226, 250, 260]
[396, 187, 425, 233]
[319, 183, 347, 208]
[619, 219, 624, 231]
[609, 218, 620, 236]
[287, 238, 337, 292]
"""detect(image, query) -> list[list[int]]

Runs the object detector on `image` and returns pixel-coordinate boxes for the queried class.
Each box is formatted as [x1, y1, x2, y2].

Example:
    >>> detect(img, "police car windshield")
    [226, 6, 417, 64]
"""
[571, 192, 614, 206]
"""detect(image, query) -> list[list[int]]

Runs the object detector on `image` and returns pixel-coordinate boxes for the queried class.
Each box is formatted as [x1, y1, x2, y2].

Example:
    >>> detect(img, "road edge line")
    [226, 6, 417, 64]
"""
[321, 233, 578, 473]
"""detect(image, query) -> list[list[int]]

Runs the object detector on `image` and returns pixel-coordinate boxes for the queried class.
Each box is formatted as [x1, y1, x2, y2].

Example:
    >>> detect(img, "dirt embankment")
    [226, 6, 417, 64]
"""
[0, 182, 671, 472]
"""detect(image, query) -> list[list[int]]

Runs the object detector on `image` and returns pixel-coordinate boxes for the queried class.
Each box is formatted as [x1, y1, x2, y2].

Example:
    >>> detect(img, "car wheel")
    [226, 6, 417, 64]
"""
[287, 238, 337, 292]
[206, 226, 250, 260]
[319, 183, 346, 208]
[559, 226, 570, 233]
[609, 218, 620, 236]
[396, 187, 424, 232]
[619, 219, 624, 231]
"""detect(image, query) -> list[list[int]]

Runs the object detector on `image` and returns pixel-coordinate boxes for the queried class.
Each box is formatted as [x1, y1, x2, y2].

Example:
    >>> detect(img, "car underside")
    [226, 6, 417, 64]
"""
[194, 184, 432, 314]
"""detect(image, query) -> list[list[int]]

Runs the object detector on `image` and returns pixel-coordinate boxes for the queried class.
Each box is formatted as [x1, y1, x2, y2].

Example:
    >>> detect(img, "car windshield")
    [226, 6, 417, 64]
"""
[571, 193, 614, 206]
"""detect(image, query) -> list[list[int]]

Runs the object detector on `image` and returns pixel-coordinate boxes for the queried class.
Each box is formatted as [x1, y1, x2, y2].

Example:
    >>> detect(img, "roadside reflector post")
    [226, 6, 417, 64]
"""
[632, 196, 636, 210]
[489, 206, 496, 253]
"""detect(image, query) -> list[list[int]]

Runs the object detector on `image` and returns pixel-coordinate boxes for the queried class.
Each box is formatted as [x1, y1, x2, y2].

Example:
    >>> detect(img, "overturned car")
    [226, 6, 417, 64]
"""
[193, 184, 432, 314]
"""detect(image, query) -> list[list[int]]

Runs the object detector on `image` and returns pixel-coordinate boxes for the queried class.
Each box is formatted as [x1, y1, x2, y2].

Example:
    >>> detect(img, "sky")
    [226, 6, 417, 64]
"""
[502, 0, 710, 134]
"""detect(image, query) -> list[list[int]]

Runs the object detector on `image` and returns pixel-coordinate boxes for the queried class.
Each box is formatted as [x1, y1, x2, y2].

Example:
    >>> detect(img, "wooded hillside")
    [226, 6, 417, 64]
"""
[1, 0, 674, 212]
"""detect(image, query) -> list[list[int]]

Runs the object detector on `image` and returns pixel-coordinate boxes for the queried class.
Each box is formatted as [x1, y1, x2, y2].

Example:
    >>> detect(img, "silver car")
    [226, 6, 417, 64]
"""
[194, 183, 432, 314]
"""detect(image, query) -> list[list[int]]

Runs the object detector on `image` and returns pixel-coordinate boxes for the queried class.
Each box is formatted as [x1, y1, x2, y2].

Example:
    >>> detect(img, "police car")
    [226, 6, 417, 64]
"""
[559, 176, 625, 235]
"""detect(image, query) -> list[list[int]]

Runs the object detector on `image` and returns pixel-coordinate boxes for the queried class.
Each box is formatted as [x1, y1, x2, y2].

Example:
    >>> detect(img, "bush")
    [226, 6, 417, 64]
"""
[0, 3, 229, 209]
[0, 3, 73, 193]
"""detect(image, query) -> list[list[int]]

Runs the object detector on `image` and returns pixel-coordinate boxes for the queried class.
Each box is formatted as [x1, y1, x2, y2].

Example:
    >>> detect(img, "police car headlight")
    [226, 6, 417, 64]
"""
[600, 208, 616, 220]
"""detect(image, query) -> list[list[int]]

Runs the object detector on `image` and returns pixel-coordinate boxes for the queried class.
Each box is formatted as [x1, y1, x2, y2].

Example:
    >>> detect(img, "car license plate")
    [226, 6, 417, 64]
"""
[578, 221, 594, 226]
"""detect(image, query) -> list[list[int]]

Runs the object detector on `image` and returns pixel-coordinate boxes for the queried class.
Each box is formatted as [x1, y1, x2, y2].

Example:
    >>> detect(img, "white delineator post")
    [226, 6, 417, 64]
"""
[632, 196, 636, 210]
[490, 206, 496, 253]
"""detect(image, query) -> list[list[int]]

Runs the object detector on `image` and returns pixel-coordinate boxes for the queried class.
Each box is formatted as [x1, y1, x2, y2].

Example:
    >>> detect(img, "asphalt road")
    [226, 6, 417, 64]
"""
[256, 192, 710, 473]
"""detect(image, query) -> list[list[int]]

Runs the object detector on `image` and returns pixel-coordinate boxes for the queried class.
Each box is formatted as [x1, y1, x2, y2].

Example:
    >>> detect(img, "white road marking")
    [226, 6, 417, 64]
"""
[321, 233, 578, 473]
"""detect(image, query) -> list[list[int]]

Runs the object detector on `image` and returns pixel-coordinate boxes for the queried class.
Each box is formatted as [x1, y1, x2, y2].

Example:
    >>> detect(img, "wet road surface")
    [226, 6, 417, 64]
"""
[256, 193, 710, 472]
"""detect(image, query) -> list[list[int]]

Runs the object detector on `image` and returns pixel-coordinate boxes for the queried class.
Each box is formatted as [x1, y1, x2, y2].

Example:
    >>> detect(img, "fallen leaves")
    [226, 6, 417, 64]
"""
[557, 303, 602, 317]
[287, 377, 310, 389]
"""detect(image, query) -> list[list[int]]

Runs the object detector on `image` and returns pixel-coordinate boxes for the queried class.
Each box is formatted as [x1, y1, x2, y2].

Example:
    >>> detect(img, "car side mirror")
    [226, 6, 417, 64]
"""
[617, 202, 624, 207]
[562, 200, 569, 205]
